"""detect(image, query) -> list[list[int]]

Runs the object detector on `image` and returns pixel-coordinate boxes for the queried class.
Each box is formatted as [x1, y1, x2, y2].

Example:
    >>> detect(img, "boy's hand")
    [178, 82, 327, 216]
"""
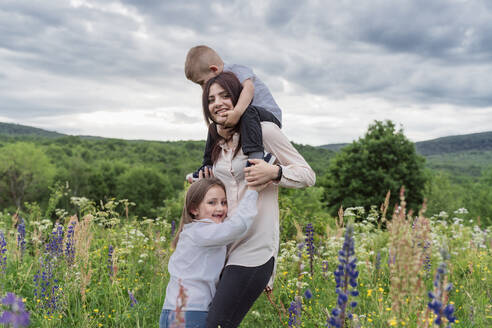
[223, 110, 241, 128]
[244, 159, 278, 186]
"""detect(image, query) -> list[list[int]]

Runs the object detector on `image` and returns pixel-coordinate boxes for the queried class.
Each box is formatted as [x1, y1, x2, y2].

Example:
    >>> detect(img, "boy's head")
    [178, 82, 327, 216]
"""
[185, 45, 224, 87]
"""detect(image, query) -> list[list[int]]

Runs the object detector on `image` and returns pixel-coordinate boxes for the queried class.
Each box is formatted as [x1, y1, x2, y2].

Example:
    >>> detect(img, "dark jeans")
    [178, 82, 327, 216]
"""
[202, 106, 281, 167]
[206, 257, 275, 328]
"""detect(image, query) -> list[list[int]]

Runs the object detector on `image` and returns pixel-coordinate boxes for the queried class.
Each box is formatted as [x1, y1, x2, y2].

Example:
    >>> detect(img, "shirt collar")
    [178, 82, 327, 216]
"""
[218, 132, 240, 150]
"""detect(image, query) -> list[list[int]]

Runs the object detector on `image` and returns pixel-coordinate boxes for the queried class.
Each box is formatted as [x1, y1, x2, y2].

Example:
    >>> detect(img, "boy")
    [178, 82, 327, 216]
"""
[185, 45, 282, 181]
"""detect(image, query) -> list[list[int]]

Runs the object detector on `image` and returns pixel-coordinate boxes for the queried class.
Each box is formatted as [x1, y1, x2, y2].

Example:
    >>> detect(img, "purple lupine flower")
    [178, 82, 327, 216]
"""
[171, 221, 176, 236]
[65, 222, 76, 265]
[128, 290, 138, 307]
[327, 225, 359, 328]
[287, 297, 302, 327]
[297, 241, 305, 258]
[305, 223, 315, 276]
[375, 251, 381, 275]
[427, 249, 456, 327]
[108, 245, 114, 277]
[303, 288, 313, 300]
[322, 260, 329, 279]
[46, 224, 64, 258]
[33, 258, 60, 314]
[423, 241, 432, 276]
[16, 218, 26, 256]
[0, 231, 7, 273]
[0, 292, 30, 327]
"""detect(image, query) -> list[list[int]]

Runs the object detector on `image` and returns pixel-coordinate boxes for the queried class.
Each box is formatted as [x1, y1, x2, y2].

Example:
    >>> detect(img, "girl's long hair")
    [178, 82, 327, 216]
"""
[171, 177, 226, 249]
[202, 71, 243, 163]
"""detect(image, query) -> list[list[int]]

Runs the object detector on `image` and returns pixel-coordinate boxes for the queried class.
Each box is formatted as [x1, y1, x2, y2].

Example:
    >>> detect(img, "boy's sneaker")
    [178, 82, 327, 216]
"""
[246, 151, 276, 167]
[186, 165, 213, 183]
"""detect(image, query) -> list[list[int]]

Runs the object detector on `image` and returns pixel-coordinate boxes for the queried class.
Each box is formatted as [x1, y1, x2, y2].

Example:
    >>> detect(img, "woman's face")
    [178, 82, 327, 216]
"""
[208, 82, 234, 125]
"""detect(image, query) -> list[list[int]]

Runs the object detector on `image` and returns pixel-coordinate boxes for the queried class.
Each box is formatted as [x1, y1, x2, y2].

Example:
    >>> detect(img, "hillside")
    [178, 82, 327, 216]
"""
[415, 131, 492, 156]
[0, 122, 65, 138]
[320, 131, 492, 156]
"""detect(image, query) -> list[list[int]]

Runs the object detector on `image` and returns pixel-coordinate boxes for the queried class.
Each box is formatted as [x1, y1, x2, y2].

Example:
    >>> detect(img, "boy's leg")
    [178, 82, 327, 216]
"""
[240, 106, 281, 160]
[252, 105, 281, 129]
[202, 125, 215, 167]
[239, 107, 263, 159]
[186, 125, 216, 182]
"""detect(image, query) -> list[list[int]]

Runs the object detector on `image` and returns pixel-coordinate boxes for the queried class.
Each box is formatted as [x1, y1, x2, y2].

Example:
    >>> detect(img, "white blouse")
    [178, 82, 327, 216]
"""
[212, 122, 316, 287]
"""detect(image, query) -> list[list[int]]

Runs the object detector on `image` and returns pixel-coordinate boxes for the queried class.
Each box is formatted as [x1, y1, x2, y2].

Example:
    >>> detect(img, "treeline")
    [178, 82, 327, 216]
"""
[0, 134, 334, 217]
[1, 122, 491, 226]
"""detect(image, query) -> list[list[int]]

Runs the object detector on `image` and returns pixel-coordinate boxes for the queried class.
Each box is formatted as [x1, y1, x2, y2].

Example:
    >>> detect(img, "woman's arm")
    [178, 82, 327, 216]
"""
[189, 190, 259, 247]
[244, 122, 316, 188]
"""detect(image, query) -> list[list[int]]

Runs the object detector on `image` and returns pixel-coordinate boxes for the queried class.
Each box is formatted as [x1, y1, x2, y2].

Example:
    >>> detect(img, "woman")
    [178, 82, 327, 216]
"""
[201, 72, 315, 328]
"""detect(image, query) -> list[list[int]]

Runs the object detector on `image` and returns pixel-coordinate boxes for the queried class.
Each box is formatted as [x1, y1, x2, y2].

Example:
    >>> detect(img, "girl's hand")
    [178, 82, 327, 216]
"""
[244, 159, 279, 186]
[198, 166, 214, 179]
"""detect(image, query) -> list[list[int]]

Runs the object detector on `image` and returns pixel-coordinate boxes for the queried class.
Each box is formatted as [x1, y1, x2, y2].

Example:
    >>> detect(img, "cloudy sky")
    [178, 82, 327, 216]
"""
[1, 0, 491, 146]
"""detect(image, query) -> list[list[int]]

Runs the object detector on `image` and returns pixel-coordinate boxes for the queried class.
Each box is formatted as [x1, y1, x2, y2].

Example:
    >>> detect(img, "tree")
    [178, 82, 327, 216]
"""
[0, 142, 55, 208]
[115, 166, 173, 216]
[321, 120, 427, 213]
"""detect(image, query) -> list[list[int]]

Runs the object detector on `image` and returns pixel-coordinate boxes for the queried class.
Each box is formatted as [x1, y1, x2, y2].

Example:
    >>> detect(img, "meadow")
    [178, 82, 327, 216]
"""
[0, 185, 490, 328]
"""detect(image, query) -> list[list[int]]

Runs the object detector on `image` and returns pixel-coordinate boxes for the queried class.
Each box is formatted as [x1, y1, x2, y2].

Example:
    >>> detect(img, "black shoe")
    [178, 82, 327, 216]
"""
[246, 151, 276, 167]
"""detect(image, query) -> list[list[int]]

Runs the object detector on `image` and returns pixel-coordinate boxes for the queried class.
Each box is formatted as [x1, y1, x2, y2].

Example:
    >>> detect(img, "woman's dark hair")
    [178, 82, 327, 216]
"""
[202, 72, 244, 163]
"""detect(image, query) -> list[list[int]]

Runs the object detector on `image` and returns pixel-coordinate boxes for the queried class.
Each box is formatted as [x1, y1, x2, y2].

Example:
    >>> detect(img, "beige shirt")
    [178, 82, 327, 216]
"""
[213, 122, 316, 285]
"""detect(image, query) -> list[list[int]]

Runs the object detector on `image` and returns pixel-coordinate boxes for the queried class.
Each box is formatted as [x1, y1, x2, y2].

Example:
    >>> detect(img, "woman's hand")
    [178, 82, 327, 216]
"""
[244, 159, 279, 186]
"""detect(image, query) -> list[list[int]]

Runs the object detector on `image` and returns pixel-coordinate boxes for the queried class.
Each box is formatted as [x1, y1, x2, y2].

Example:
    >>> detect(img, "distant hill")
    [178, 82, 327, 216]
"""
[320, 131, 492, 156]
[2, 121, 491, 180]
[319, 130, 492, 181]
[414, 131, 492, 156]
[0, 122, 65, 138]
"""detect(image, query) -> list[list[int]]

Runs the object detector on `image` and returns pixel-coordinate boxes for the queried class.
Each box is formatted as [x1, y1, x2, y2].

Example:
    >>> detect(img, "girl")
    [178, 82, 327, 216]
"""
[159, 177, 266, 328]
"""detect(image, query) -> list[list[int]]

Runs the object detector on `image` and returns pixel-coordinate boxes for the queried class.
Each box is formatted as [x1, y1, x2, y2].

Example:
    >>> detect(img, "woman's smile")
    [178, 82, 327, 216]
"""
[208, 83, 234, 124]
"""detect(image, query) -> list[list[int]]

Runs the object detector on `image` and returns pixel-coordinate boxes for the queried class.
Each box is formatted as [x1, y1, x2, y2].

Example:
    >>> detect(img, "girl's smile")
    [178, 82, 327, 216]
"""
[191, 185, 228, 223]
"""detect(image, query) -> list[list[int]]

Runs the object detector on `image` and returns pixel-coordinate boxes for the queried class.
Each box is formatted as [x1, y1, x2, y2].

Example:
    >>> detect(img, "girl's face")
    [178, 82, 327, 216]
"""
[191, 185, 228, 223]
[208, 83, 234, 125]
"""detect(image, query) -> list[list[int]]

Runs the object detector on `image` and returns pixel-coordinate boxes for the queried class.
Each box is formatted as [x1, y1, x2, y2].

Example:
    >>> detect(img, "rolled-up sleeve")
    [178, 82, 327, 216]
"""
[261, 122, 316, 188]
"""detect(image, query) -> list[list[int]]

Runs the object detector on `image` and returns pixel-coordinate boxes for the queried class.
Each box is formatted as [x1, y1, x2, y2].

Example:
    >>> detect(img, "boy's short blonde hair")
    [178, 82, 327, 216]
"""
[185, 45, 223, 82]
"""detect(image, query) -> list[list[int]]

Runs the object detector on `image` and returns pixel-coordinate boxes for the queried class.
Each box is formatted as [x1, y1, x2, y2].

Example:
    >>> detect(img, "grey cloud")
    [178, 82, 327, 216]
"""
[171, 112, 202, 124]
[1, 0, 491, 145]
[0, 1, 174, 81]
